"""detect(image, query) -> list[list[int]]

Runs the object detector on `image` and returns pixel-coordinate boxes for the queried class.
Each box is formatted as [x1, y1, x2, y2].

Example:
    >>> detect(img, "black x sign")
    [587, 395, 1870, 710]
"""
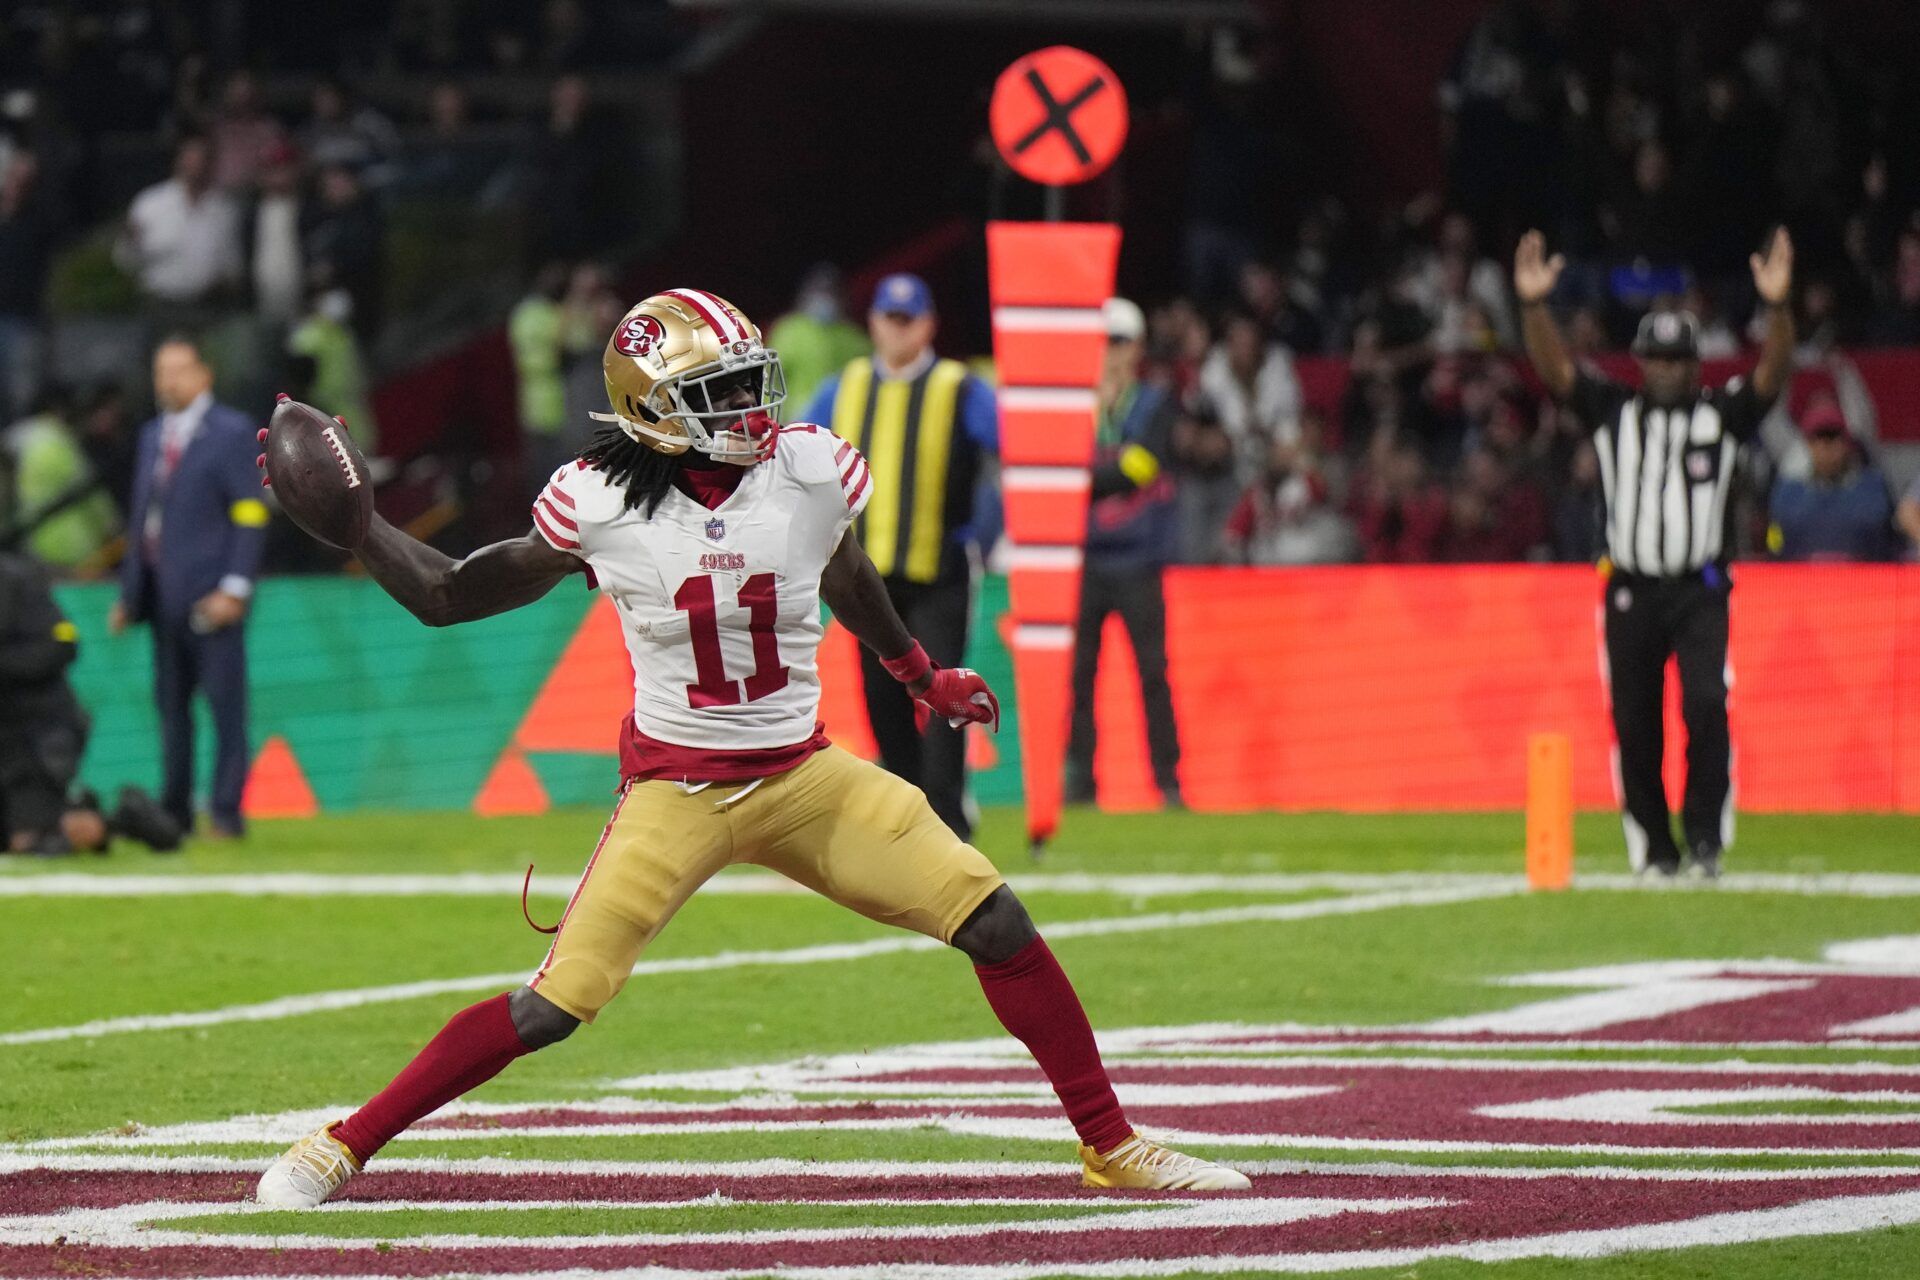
[1011, 68, 1110, 166]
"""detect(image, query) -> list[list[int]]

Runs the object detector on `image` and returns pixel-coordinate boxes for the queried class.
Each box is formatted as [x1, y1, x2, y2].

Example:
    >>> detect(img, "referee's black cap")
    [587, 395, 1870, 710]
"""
[1631, 310, 1701, 359]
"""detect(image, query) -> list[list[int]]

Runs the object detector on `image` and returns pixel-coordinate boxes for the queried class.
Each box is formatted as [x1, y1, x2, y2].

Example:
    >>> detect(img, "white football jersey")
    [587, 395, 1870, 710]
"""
[533, 426, 871, 753]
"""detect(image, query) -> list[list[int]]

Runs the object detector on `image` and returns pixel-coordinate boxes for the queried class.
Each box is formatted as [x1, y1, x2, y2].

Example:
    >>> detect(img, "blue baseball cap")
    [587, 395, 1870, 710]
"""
[871, 273, 934, 319]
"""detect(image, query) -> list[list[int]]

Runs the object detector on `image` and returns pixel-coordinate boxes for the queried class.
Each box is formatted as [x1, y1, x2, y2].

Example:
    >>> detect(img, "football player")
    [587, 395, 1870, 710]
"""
[257, 289, 1249, 1205]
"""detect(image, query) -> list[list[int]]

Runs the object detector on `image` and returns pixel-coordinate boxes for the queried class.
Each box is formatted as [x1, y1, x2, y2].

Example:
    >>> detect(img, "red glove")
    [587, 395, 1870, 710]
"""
[881, 643, 1001, 733]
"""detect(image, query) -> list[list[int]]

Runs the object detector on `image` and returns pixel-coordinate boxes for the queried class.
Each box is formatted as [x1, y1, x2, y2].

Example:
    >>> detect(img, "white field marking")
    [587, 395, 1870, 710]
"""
[19, 1115, 1920, 1164]
[6, 1191, 1920, 1280]
[11, 868, 1920, 899]
[1836, 1006, 1920, 1036]
[1478, 1087, 1920, 1127]
[0, 883, 1520, 1048]
[17, 1085, 1332, 1152]
[0, 1195, 1444, 1252]
[9, 1152, 1920, 1181]
[1419, 978, 1819, 1035]
[1147, 1037, 1920, 1051]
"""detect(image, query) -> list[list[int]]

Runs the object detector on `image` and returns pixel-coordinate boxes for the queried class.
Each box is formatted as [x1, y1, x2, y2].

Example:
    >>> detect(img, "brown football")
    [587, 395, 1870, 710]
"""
[265, 398, 375, 550]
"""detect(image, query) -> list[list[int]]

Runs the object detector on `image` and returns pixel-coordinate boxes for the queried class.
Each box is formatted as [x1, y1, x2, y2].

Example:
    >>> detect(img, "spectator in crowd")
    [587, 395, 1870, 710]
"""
[510, 261, 572, 491]
[766, 265, 869, 421]
[406, 81, 481, 197]
[529, 75, 619, 260]
[1897, 472, 1920, 558]
[559, 261, 623, 446]
[1869, 229, 1920, 345]
[3, 388, 117, 571]
[1438, 446, 1549, 562]
[286, 285, 378, 456]
[0, 549, 182, 856]
[1197, 310, 1302, 479]
[1222, 412, 1357, 566]
[1169, 395, 1240, 563]
[77, 385, 136, 516]
[1351, 438, 1448, 563]
[0, 150, 55, 422]
[210, 70, 288, 193]
[1681, 287, 1742, 360]
[1552, 439, 1606, 562]
[1236, 260, 1325, 355]
[304, 162, 383, 339]
[244, 140, 305, 327]
[117, 135, 242, 316]
[1767, 399, 1898, 562]
[1144, 298, 1212, 398]
[302, 77, 400, 184]
[1410, 211, 1516, 350]
[1065, 298, 1183, 810]
[109, 338, 267, 839]
[803, 273, 999, 840]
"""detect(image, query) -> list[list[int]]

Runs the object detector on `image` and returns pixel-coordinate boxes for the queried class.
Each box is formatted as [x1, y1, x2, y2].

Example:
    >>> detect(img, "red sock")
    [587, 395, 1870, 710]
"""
[331, 993, 532, 1165]
[974, 937, 1132, 1154]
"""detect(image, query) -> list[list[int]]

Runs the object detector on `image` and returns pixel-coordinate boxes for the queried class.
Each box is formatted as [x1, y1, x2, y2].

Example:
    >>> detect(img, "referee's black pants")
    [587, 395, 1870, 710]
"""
[859, 572, 975, 841]
[1066, 563, 1182, 798]
[1602, 571, 1732, 870]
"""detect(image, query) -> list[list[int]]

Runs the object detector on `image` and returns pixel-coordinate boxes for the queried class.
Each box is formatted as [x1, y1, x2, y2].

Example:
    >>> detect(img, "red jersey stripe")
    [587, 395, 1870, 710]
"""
[538, 496, 579, 532]
[544, 482, 576, 509]
[533, 505, 580, 550]
[846, 459, 871, 508]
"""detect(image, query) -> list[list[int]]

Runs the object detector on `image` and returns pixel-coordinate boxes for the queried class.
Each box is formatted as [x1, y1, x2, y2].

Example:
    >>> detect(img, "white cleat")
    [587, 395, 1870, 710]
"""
[1079, 1130, 1252, 1191]
[256, 1122, 361, 1207]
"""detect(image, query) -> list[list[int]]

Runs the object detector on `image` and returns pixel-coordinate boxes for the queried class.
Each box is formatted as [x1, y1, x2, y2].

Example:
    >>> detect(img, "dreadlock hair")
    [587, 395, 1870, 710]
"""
[576, 422, 679, 516]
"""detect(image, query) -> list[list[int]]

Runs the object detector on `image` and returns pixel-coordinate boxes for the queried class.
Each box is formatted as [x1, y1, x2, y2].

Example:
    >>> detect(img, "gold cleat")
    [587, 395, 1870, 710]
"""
[256, 1122, 361, 1207]
[1079, 1130, 1252, 1191]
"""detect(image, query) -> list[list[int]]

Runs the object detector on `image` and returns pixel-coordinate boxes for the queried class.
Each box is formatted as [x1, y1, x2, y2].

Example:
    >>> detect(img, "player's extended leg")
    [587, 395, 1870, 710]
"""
[257, 780, 734, 1207]
[747, 746, 1250, 1191]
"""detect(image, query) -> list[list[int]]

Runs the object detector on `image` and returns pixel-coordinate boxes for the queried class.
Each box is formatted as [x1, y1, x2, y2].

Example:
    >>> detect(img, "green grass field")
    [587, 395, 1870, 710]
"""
[5, 806, 1920, 1278]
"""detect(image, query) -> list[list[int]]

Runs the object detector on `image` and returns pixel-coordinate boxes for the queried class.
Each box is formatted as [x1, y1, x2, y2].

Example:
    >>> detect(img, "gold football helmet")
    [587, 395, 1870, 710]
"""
[591, 289, 786, 465]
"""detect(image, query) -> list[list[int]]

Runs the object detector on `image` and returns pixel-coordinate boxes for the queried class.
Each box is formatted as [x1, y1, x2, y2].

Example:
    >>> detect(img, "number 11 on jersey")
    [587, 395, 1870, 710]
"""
[673, 573, 789, 708]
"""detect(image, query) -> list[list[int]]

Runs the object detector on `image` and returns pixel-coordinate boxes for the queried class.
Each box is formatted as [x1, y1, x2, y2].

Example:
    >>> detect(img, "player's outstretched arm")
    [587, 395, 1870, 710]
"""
[1514, 230, 1575, 400]
[819, 531, 920, 686]
[820, 531, 999, 730]
[356, 516, 583, 627]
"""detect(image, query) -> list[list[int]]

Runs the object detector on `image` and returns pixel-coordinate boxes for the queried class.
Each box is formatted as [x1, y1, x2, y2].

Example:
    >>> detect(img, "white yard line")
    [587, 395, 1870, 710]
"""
[7, 868, 1920, 898]
[0, 883, 1519, 1048]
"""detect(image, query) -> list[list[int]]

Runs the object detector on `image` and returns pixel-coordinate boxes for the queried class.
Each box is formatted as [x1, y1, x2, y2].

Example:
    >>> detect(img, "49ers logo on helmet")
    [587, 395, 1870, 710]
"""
[614, 313, 667, 358]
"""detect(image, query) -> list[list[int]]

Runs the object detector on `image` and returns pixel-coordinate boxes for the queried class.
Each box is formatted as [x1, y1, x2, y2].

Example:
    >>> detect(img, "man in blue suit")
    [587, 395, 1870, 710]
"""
[109, 337, 268, 837]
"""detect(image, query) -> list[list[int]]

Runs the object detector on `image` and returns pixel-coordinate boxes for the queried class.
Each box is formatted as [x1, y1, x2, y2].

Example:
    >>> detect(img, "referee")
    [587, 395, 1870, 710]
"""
[803, 274, 1000, 840]
[1515, 227, 1795, 878]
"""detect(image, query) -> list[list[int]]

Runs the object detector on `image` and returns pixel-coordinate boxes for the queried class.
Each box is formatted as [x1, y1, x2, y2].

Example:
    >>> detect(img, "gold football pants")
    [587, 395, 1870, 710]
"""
[528, 745, 1005, 1022]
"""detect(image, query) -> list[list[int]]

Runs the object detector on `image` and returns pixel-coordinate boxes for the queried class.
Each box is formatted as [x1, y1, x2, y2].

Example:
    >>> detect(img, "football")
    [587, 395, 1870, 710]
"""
[264, 396, 375, 550]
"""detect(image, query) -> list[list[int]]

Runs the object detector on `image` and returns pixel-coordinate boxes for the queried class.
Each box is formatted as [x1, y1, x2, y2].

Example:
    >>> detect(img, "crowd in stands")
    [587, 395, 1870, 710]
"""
[1119, 0, 1920, 566]
[6, 0, 1920, 576]
[0, 1, 656, 568]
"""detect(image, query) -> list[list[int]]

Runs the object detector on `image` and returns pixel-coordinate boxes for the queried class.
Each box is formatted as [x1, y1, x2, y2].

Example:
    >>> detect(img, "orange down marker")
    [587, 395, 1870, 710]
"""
[1526, 732, 1574, 890]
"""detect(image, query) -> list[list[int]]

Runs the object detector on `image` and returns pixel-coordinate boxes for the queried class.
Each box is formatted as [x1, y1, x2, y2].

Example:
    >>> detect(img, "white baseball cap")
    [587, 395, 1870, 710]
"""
[1103, 297, 1146, 344]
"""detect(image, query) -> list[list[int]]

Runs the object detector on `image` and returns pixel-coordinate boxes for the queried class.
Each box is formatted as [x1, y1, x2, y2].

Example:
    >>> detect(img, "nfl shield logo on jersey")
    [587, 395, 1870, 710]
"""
[706, 516, 725, 542]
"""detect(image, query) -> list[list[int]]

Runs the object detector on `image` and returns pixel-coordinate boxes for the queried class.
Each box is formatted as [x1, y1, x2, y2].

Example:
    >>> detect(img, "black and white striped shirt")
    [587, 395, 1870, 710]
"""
[1568, 371, 1770, 577]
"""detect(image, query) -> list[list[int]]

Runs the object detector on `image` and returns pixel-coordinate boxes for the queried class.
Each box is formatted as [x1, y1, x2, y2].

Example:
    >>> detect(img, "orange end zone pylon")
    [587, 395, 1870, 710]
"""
[1526, 732, 1574, 890]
